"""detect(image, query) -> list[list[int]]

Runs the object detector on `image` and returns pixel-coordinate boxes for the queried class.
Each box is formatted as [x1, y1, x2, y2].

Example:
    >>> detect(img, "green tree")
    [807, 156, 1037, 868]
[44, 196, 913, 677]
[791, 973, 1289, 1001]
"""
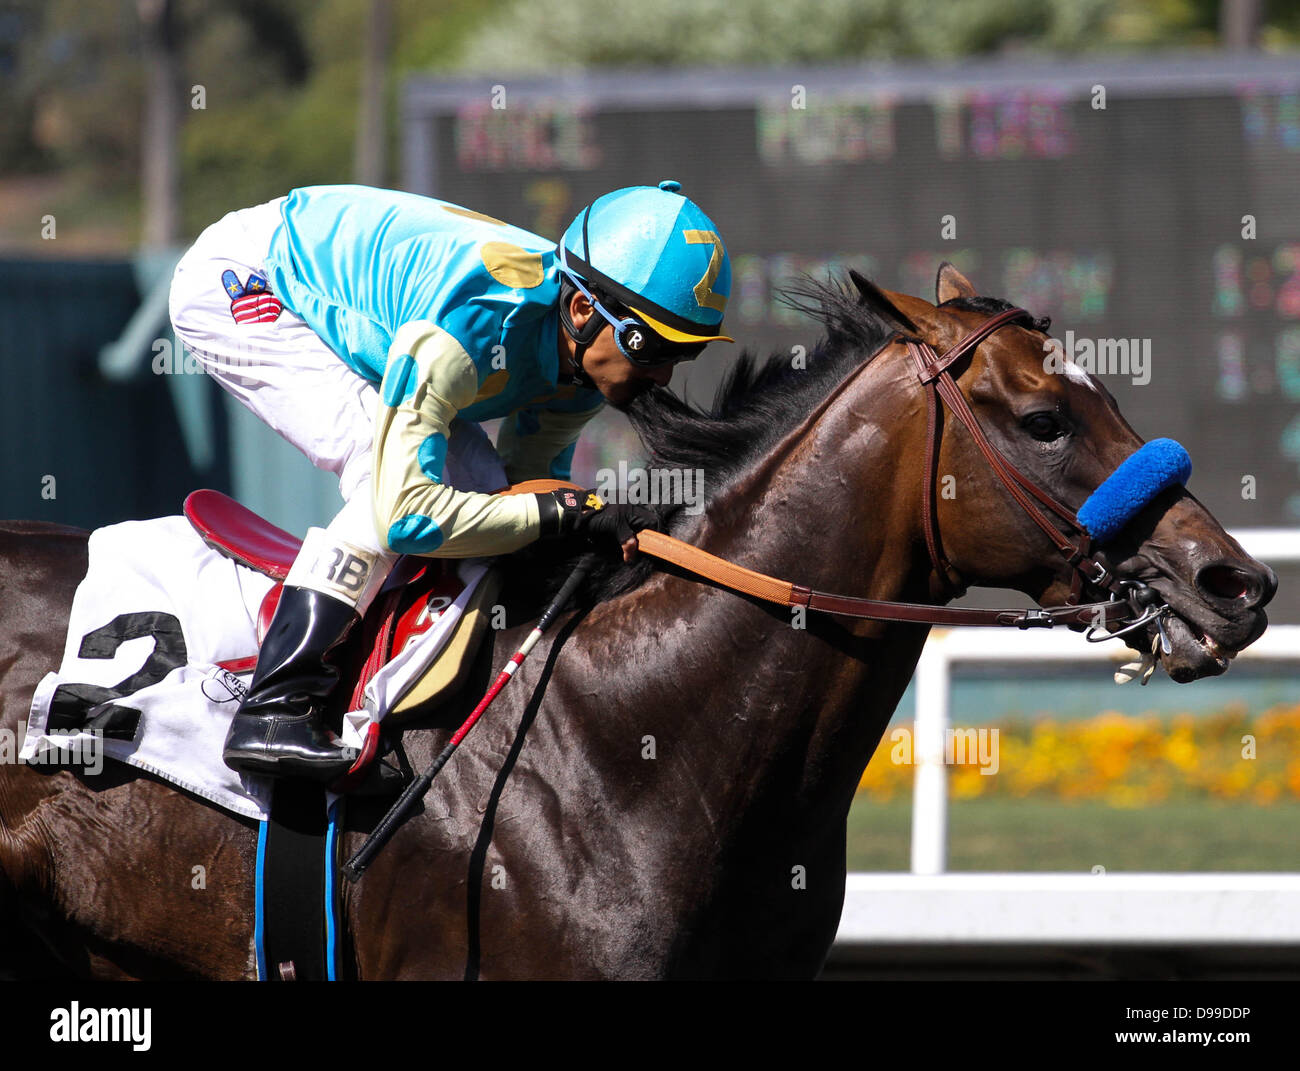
[453, 0, 1296, 71]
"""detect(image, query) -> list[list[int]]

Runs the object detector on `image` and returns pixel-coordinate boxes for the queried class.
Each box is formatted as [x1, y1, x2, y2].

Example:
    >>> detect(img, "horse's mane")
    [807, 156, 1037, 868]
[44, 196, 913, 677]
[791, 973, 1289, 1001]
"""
[502, 273, 1045, 609]
[628, 275, 894, 485]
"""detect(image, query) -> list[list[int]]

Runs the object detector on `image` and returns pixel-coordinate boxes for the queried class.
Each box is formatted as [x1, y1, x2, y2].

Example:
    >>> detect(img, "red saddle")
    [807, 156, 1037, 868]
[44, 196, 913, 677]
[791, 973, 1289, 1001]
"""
[184, 489, 301, 580]
[183, 489, 469, 788]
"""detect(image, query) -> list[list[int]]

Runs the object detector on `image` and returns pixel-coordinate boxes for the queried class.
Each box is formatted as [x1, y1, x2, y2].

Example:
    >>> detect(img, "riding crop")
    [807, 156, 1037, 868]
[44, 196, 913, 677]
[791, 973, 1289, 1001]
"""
[343, 550, 598, 880]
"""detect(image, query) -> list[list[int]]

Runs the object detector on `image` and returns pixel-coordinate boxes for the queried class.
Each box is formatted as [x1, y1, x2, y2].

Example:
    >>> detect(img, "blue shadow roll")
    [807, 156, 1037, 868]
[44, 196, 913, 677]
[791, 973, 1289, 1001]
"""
[1077, 438, 1192, 544]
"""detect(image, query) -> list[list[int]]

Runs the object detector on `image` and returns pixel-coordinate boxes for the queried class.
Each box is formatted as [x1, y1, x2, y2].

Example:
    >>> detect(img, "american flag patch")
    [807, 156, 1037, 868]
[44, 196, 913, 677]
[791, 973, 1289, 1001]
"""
[222, 269, 283, 324]
[230, 291, 283, 324]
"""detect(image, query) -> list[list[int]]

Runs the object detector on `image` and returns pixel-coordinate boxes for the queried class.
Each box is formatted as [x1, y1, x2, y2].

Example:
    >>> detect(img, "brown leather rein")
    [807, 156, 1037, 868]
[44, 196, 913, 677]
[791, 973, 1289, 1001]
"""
[633, 307, 1156, 632]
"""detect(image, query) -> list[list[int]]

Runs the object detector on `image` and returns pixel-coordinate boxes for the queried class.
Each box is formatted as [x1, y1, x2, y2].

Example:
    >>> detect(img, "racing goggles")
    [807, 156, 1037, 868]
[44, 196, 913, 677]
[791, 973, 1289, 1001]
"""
[563, 268, 707, 368]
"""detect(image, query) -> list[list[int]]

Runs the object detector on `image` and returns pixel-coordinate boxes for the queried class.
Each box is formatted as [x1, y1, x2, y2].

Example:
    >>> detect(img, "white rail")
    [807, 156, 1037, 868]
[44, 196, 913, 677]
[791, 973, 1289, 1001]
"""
[838, 873, 1300, 944]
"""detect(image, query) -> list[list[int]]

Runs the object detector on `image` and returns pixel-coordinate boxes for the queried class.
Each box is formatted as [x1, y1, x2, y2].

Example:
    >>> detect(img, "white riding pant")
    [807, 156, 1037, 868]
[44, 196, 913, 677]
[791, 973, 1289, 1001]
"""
[168, 197, 507, 612]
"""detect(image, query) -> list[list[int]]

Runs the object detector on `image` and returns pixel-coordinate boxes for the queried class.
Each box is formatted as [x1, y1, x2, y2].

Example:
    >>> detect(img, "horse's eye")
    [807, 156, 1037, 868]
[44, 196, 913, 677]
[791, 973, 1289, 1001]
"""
[1023, 411, 1067, 442]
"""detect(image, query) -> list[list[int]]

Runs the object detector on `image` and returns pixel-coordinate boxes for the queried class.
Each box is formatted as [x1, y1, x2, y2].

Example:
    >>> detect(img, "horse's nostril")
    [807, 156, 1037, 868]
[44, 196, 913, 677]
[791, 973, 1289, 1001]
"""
[1196, 564, 1253, 602]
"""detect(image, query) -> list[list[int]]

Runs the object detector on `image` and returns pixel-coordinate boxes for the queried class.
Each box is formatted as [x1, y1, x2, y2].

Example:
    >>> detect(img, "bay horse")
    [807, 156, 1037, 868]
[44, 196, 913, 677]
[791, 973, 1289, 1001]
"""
[0, 264, 1275, 979]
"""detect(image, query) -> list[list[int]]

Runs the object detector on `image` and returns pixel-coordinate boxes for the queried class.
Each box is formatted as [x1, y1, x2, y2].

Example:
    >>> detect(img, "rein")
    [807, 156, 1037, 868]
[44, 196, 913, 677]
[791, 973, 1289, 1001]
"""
[635, 530, 1146, 630]
[633, 308, 1170, 634]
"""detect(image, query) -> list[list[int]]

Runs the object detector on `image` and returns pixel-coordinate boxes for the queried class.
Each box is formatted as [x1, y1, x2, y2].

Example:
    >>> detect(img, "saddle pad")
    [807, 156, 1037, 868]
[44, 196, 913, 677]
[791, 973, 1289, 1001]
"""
[22, 517, 489, 821]
[21, 516, 277, 819]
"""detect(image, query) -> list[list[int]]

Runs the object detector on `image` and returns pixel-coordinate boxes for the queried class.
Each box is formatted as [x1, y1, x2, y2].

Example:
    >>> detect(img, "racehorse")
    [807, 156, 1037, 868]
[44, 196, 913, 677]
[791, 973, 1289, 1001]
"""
[0, 264, 1275, 979]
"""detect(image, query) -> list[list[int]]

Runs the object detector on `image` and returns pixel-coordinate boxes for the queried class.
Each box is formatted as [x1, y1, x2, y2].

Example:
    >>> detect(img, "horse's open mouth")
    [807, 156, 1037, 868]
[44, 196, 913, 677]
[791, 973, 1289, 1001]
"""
[1119, 576, 1269, 683]
[1091, 543, 1274, 684]
[1152, 612, 1237, 683]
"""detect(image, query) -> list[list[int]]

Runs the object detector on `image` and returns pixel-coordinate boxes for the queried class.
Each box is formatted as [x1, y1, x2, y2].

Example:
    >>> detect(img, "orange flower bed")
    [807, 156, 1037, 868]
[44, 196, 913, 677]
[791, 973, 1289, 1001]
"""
[856, 703, 1300, 805]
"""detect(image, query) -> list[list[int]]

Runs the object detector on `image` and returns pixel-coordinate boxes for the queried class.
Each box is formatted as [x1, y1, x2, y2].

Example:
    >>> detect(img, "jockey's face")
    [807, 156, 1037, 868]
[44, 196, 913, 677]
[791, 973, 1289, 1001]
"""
[562, 291, 680, 409]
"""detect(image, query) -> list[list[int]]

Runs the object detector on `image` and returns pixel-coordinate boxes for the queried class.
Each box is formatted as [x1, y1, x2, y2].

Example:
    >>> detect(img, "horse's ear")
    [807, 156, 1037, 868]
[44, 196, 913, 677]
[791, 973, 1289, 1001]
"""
[935, 261, 977, 304]
[848, 268, 918, 333]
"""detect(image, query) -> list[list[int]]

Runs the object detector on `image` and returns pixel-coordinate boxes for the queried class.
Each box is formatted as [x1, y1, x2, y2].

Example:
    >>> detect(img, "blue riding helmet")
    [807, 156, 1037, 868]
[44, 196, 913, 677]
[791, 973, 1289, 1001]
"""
[558, 180, 734, 354]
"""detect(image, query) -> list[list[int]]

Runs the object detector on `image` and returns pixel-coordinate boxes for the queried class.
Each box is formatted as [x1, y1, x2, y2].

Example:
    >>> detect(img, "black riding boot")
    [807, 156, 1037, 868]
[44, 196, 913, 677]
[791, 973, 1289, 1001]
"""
[222, 585, 362, 781]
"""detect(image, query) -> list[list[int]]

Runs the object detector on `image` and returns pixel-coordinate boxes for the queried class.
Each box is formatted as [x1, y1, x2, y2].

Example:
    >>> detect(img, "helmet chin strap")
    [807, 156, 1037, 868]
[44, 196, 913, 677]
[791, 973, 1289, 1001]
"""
[558, 276, 600, 389]
[562, 339, 596, 390]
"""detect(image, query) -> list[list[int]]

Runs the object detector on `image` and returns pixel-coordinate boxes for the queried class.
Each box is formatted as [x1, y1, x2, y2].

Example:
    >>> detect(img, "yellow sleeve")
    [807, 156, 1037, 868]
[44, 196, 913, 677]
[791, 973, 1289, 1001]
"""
[372, 320, 542, 557]
[497, 402, 604, 484]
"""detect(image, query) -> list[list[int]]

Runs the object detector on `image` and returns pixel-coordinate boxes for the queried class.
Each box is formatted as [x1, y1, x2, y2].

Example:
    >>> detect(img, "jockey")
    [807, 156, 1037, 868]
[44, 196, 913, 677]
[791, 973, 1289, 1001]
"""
[167, 180, 732, 782]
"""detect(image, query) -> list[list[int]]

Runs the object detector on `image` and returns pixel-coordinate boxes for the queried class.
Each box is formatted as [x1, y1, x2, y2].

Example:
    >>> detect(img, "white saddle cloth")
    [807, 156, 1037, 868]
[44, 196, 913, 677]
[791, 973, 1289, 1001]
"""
[21, 516, 481, 820]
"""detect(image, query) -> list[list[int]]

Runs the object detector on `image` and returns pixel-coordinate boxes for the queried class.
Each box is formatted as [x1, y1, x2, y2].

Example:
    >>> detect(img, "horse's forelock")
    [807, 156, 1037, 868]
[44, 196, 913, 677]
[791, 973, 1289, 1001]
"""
[937, 294, 1051, 336]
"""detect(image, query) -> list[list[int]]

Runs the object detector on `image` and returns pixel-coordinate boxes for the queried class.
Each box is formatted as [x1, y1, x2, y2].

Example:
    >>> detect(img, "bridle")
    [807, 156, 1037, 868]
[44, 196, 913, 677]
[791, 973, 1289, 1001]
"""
[634, 307, 1172, 636]
[907, 307, 1115, 605]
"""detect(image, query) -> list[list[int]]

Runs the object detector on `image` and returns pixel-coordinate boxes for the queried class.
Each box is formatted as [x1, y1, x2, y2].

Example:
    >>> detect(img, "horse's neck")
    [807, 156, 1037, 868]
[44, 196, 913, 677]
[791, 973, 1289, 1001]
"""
[597, 365, 933, 844]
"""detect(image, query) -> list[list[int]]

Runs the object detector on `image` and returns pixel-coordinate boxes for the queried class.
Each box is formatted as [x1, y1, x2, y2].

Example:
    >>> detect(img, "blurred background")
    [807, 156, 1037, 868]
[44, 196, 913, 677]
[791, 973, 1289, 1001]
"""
[3, 0, 1299, 975]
